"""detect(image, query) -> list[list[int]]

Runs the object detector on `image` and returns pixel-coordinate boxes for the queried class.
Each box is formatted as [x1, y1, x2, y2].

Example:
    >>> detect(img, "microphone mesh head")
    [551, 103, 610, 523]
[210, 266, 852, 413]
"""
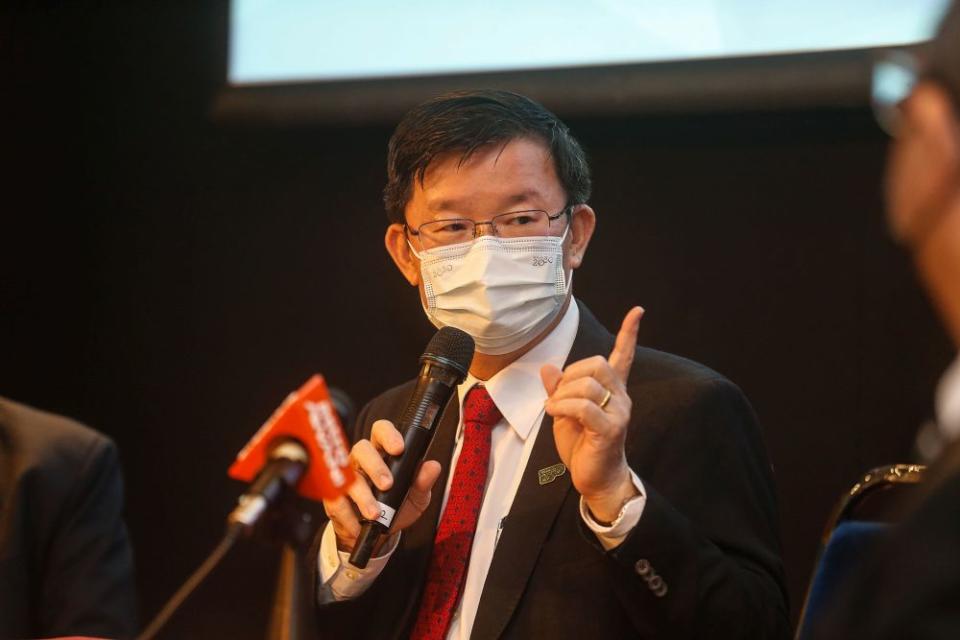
[422, 327, 475, 377]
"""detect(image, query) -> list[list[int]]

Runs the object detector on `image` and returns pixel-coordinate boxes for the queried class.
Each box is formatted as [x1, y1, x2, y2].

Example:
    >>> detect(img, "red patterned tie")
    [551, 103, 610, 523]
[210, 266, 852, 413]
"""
[410, 385, 502, 640]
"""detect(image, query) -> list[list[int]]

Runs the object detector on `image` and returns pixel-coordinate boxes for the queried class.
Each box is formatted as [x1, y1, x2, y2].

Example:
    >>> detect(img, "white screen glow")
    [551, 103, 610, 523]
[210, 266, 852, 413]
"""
[230, 0, 950, 86]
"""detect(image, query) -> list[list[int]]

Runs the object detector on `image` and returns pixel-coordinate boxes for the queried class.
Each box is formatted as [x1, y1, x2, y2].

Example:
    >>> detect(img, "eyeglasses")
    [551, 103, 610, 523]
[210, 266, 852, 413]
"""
[872, 50, 920, 136]
[405, 205, 572, 250]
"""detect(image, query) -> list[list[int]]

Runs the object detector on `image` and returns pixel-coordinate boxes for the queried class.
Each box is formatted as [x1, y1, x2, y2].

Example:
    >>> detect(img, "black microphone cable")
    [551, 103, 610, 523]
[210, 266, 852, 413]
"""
[136, 522, 244, 640]
[137, 448, 309, 639]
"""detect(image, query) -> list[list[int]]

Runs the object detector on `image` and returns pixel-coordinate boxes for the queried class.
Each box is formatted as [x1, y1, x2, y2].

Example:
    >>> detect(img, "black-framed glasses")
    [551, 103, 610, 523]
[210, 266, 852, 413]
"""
[406, 205, 572, 250]
[872, 50, 921, 136]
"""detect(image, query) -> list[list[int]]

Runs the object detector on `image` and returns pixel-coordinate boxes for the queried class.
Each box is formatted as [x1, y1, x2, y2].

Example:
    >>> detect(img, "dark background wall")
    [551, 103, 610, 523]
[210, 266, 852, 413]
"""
[2, 2, 954, 637]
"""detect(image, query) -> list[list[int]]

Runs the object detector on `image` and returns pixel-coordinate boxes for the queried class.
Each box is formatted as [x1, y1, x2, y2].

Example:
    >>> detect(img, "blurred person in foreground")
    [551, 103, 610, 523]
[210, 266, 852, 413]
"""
[813, 2, 960, 638]
[0, 397, 137, 638]
[311, 89, 788, 639]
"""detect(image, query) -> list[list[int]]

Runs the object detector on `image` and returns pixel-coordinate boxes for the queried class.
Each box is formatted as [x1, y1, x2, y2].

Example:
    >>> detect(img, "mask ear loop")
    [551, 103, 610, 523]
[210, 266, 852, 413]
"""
[556, 202, 577, 247]
[406, 238, 424, 261]
[552, 220, 572, 297]
[402, 222, 426, 261]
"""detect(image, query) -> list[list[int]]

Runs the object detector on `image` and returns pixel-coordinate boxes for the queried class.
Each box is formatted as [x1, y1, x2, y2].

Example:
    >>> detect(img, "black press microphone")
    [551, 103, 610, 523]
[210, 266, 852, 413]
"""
[349, 327, 474, 568]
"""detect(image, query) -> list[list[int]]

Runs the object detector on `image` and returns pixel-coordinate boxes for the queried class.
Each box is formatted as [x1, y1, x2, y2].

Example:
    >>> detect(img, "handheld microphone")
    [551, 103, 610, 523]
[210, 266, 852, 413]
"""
[227, 375, 355, 533]
[349, 327, 474, 568]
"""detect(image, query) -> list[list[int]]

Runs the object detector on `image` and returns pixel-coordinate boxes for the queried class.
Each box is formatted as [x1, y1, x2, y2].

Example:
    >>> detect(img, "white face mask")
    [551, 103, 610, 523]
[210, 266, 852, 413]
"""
[409, 228, 571, 355]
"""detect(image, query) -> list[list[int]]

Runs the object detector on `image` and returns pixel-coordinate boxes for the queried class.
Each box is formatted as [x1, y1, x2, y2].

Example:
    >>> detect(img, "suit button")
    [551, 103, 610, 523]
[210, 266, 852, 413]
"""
[634, 559, 651, 576]
[648, 575, 663, 591]
[654, 583, 668, 598]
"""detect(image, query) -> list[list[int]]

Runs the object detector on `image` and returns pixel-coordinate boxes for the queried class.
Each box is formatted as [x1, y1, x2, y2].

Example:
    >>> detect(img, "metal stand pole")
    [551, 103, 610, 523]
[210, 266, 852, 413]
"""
[265, 501, 318, 640]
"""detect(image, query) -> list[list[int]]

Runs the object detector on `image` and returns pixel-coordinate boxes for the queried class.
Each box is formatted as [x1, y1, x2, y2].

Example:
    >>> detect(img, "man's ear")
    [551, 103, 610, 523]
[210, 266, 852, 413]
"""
[565, 204, 596, 270]
[889, 83, 960, 244]
[385, 223, 421, 286]
[915, 84, 960, 183]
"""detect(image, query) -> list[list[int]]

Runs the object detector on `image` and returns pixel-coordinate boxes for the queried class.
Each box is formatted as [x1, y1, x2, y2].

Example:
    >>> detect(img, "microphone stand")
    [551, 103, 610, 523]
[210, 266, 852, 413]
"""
[263, 492, 320, 640]
[138, 461, 326, 640]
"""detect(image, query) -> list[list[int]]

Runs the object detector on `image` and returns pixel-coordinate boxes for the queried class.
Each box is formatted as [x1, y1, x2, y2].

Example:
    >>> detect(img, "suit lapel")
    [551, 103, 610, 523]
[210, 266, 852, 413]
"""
[471, 300, 614, 639]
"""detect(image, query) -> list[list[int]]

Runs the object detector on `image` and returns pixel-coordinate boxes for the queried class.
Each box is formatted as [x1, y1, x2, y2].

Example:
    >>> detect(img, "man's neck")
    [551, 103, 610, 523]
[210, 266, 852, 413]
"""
[468, 296, 573, 381]
[916, 192, 960, 348]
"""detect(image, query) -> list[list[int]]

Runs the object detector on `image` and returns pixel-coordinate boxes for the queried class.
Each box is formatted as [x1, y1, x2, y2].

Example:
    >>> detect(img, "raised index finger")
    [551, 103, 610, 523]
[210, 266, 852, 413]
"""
[608, 306, 644, 383]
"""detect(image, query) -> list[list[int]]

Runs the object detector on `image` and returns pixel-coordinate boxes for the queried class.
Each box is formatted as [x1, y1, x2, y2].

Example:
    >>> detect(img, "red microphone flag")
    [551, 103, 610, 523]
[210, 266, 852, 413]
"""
[228, 375, 355, 501]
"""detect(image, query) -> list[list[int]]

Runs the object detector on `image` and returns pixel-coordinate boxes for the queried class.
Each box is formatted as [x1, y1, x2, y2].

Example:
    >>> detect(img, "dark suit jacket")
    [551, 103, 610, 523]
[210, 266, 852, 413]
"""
[313, 302, 788, 639]
[811, 439, 960, 639]
[0, 397, 137, 639]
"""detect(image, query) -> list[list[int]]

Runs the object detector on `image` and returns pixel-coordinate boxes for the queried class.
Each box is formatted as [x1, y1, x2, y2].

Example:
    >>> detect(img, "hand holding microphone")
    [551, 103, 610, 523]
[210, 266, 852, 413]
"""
[323, 420, 442, 552]
[324, 327, 474, 567]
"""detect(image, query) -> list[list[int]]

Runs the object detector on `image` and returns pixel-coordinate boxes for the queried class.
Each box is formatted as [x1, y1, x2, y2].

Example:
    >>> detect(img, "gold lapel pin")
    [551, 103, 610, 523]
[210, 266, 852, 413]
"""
[538, 462, 567, 485]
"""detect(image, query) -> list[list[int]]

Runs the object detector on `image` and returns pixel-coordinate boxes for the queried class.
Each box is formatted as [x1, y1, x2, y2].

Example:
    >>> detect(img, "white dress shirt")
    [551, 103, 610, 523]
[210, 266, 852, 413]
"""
[318, 301, 647, 639]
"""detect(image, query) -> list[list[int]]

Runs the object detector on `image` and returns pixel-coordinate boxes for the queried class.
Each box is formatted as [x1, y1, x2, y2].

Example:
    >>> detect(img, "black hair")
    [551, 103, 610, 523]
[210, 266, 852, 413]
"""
[383, 89, 591, 224]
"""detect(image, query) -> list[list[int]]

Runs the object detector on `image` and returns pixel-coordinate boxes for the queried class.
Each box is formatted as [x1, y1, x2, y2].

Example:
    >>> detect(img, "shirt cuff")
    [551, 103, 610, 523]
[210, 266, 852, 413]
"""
[579, 469, 646, 551]
[317, 521, 400, 603]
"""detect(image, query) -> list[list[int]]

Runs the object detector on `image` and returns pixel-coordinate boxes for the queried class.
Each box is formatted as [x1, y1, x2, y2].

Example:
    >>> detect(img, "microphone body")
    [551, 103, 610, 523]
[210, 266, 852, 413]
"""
[349, 327, 474, 568]
[228, 440, 309, 531]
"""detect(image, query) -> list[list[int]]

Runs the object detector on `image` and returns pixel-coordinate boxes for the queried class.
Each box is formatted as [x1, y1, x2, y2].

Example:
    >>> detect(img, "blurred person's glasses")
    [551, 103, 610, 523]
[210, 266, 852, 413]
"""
[872, 50, 921, 136]
[406, 206, 572, 251]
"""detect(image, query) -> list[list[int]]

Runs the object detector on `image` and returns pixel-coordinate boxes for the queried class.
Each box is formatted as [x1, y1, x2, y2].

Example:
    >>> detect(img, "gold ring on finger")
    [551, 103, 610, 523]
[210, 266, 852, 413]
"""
[598, 387, 613, 410]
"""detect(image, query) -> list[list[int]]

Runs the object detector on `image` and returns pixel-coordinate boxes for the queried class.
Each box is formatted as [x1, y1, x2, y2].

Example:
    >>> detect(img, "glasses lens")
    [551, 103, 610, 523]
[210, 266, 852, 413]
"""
[417, 209, 562, 248]
[872, 51, 919, 136]
[418, 219, 475, 249]
[493, 210, 551, 238]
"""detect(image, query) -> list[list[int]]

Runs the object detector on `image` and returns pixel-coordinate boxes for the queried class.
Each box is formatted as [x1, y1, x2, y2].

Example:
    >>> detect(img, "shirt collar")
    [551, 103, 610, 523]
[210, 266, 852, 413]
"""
[936, 353, 960, 443]
[457, 301, 580, 441]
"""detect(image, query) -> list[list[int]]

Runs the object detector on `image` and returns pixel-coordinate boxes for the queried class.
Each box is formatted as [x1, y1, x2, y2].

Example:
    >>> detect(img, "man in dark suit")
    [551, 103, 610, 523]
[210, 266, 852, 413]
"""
[811, 3, 960, 638]
[0, 397, 137, 638]
[313, 90, 787, 639]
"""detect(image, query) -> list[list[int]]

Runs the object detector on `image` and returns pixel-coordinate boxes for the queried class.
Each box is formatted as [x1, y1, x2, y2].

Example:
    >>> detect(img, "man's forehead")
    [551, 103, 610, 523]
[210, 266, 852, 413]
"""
[402, 137, 563, 218]
[417, 137, 554, 186]
[422, 189, 550, 214]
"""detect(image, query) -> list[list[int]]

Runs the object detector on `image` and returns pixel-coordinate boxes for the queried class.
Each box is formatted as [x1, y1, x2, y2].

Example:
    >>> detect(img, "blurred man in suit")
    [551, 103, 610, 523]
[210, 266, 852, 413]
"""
[311, 90, 788, 639]
[0, 397, 137, 638]
[812, 2, 960, 637]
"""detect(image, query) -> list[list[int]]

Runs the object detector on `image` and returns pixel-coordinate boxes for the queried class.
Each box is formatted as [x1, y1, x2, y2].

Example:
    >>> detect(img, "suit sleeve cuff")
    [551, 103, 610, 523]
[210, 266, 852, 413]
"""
[579, 469, 647, 551]
[317, 521, 399, 603]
